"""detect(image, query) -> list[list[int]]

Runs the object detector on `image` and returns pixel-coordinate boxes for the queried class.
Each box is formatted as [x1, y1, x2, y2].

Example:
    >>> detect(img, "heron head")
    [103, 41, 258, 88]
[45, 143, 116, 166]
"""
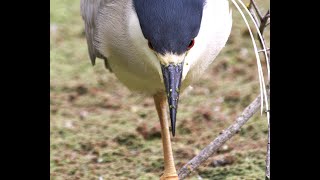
[133, 0, 205, 136]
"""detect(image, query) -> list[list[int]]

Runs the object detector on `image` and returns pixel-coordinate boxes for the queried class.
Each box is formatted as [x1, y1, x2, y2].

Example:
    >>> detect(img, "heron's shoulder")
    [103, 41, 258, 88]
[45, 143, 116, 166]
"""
[81, 0, 114, 71]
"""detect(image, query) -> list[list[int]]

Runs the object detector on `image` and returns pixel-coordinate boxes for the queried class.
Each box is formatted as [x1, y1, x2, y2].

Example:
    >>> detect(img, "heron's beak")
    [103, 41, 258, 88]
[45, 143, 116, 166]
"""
[161, 62, 184, 137]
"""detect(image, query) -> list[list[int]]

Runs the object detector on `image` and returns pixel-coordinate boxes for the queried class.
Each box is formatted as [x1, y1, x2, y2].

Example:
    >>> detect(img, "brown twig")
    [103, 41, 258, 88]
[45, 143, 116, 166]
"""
[248, 2, 261, 27]
[178, 95, 263, 179]
[250, 0, 264, 20]
[248, 0, 270, 61]
[259, 11, 270, 35]
[248, 1, 270, 179]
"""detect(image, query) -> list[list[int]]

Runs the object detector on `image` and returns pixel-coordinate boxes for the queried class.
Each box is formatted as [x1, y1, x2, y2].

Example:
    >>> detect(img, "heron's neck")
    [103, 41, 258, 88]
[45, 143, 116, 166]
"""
[127, 6, 165, 81]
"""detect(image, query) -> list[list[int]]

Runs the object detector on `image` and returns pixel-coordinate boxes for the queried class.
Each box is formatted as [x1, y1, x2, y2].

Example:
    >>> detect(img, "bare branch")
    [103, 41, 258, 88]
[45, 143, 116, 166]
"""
[248, 3, 261, 27]
[177, 1, 270, 179]
[250, 0, 263, 20]
[248, 2, 270, 179]
[178, 95, 262, 179]
[259, 10, 270, 35]
[248, 5, 270, 61]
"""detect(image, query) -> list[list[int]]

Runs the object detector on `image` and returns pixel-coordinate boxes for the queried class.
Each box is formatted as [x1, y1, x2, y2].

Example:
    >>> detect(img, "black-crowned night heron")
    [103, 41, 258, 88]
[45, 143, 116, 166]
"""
[81, 0, 232, 179]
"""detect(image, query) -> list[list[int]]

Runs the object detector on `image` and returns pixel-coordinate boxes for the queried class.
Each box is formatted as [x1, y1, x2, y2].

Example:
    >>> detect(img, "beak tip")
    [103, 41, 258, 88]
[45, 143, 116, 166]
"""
[169, 105, 178, 137]
[170, 112, 176, 137]
[172, 129, 175, 137]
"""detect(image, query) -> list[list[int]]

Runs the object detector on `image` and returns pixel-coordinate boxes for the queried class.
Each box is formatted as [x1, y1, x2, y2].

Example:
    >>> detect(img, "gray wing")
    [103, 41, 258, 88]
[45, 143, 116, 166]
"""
[80, 0, 112, 71]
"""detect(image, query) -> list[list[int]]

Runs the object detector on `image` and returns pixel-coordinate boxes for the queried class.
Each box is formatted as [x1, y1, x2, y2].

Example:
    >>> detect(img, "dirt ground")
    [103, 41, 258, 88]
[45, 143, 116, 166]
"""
[50, 0, 270, 179]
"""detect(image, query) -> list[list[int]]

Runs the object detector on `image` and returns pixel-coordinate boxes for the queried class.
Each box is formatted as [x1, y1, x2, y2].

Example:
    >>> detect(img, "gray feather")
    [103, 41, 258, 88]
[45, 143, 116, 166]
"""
[80, 0, 112, 71]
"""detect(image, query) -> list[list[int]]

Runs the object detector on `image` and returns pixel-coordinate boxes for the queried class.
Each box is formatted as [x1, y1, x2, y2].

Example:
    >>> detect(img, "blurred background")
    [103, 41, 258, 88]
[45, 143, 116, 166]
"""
[50, 0, 270, 179]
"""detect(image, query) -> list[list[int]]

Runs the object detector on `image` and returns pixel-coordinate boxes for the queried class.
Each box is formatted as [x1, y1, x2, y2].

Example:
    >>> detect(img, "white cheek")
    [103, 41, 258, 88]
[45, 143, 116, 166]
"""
[127, 8, 163, 81]
[182, 41, 203, 81]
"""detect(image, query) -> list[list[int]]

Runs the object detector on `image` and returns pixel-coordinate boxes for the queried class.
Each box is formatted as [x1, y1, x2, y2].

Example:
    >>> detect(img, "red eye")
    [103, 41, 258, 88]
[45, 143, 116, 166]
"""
[148, 41, 154, 50]
[187, 39, 195, 50]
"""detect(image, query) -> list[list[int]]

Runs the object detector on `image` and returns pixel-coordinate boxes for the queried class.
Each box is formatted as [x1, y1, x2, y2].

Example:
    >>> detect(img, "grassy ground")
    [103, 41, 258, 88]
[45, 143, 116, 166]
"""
[50, 0, 270, 179]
